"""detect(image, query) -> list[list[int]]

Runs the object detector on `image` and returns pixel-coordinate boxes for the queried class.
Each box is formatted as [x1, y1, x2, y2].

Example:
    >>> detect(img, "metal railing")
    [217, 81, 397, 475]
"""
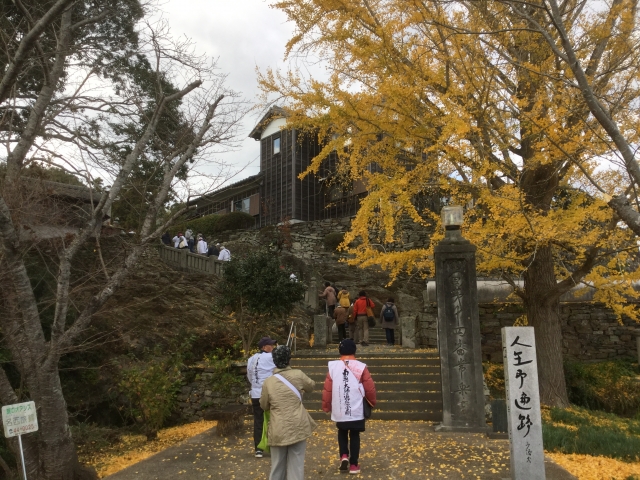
[286, 320, 297, 355]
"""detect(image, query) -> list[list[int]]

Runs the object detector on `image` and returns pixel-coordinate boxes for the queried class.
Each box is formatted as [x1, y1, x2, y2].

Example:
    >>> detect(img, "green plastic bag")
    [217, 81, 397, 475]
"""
[257, 410, 270, 452]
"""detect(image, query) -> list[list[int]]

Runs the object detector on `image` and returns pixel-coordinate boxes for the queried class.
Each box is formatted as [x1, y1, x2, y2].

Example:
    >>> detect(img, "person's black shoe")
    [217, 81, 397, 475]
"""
[255, 450, 263, 458]
[361, 342, 368, 346]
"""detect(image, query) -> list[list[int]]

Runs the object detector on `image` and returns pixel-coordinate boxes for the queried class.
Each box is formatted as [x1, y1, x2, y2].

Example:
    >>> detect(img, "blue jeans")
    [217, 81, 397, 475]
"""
[385, 328, 395, 345]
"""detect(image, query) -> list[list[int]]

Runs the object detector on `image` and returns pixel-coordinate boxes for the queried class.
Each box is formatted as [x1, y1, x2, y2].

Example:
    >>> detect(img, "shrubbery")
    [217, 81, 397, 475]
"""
[564, 360, 640, 416]
[484, 359, 640, 416]
[116, 354, 184, 440]
[172, 211, 255, 239]
[323, 232, 345, 251]
[203, 344, 246, 395]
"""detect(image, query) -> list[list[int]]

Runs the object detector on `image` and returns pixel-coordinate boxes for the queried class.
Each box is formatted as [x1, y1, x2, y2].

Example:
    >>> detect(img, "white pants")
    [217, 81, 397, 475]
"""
[269, 440, 307, 480]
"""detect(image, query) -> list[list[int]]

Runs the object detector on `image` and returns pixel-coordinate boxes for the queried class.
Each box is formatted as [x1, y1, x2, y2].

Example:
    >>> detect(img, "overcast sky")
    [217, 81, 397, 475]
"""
[161, 0, 295, 183]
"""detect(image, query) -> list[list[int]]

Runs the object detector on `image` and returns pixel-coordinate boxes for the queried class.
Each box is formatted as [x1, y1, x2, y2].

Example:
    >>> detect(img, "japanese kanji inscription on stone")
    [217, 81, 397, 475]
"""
[502, 327, 545, 479]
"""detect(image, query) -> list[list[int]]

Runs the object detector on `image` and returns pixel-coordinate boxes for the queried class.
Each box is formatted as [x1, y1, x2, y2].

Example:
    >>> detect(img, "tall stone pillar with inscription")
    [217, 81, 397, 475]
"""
[434, 206, 487, 432]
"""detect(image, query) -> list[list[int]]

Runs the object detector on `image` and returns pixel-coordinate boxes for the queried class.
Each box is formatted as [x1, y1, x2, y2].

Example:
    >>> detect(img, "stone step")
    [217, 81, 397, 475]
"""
[305, 372, 439, 383]
[307, 410, 442, 421]
[304, 391, 443, 402]
[298, 365, 441, 375]
[291, 357, 440, 367]
[302, 400, 442, 412]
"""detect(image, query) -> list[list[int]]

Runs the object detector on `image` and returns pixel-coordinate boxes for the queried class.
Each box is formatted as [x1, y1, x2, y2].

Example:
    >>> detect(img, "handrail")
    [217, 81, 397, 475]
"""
[286, 320, 297, 355]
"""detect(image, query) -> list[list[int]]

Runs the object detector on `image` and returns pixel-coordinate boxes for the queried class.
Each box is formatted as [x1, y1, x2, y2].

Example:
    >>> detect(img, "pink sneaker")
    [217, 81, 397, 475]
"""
[349, 464, 360, 474]
[340, 455, 349, 471]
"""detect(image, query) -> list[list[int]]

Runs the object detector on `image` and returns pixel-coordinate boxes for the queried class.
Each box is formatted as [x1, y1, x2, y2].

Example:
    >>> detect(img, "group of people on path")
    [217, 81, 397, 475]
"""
[247, 337, 377, 478]
[161, 227, 230, 261]
[320, 283, 399, 347]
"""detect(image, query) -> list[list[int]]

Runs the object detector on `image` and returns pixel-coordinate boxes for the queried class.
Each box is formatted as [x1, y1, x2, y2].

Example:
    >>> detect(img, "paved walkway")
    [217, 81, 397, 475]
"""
[105, 420, 575, 479]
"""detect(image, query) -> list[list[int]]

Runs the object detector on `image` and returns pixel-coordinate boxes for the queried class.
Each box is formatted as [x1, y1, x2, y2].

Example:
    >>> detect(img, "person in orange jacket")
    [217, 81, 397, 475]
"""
[351, 291, 374, 346]
[321, 339, 377, 474]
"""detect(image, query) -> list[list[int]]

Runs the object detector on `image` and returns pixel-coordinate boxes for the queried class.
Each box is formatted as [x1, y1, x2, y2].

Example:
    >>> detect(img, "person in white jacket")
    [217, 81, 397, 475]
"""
[247, 336, 277, 457]
[196, 236, 208, 255]
[218, 245, 231, 261]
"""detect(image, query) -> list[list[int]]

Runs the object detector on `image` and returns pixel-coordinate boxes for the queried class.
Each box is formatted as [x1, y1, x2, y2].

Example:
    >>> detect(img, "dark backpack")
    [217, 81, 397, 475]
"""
[382, 304, 395, 321]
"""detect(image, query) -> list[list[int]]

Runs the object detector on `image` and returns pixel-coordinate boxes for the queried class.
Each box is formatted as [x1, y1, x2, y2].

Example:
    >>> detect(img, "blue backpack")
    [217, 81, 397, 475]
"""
[382, 304, 395, 321]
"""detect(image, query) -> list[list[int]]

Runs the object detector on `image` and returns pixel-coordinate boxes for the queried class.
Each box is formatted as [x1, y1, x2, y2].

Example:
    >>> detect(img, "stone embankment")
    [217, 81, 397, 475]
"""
[175, 364, 248, 422]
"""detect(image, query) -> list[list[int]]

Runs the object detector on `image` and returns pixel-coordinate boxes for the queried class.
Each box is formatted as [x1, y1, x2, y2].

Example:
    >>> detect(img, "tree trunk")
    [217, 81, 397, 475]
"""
[523, 245, 570, 408]
[33, 369, 84, 480]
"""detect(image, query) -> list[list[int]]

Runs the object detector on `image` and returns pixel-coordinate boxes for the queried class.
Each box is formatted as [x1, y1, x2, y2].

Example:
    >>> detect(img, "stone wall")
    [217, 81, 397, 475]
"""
[176, 365, 249, 422]
[223, 216, 435, 262]
[419, 301, 640, 362]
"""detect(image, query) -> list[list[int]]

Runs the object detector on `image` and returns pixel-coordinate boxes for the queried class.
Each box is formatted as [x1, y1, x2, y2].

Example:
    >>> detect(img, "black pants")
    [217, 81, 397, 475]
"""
[337, 323, 347, 342]
[338, 428, 361, 465]
[252, 398, 264, 449]
[385, 328, 395, 345]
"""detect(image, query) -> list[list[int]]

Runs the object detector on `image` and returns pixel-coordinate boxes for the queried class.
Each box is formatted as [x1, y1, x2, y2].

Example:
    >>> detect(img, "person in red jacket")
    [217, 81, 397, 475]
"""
[351, 291, 374, 346]
[322, 339, 377, 475]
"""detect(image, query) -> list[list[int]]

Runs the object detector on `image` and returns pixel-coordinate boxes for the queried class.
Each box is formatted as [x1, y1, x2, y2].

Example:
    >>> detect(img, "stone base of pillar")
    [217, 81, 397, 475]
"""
[313, 314, 327, 348]
[401, 315, 416, 348]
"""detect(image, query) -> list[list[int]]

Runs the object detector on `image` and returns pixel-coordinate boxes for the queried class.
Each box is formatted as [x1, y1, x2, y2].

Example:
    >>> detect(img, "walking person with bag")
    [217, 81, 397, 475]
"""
[247, 337, 278, 458]
[332, 303, 349, 342]
[260, 345, 316, 480]
[321, 339, 377, 474]
[380, 298, 399, 346]
[351, 291, 375, 346]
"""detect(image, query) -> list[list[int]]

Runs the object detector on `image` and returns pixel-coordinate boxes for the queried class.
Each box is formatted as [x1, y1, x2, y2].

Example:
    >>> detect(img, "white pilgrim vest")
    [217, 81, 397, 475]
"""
[328, 359, 366, 422]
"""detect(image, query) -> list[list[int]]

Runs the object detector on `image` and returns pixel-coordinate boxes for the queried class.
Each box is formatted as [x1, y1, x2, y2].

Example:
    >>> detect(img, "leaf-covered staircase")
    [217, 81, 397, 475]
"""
[290, 350, 442, 421]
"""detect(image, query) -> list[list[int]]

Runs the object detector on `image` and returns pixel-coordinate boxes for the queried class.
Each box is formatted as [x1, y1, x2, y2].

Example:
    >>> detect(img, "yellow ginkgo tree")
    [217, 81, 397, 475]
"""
[260, 0, 640, 407]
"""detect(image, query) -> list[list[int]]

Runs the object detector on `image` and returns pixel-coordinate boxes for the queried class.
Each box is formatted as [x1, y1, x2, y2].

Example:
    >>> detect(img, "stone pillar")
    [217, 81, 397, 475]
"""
[434, 226, 487, 432]
[314, 314, 327, 348]
[401, 315, 416, 348]
[308, 276, 319, 310]
[179, 248, 188, 271]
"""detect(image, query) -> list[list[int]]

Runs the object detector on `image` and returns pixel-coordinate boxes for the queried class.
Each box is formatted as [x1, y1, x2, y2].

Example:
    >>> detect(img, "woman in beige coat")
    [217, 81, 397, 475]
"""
[260, 345, 317, 480]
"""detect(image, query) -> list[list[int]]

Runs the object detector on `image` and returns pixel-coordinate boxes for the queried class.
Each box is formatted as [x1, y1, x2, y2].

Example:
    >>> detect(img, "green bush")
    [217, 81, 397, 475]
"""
[565, 360, 640, 416]
[543, 406, 640, 461]
[117, 356, 183, 440]
[215, 211, 255, 232]
[173, 211, 255, 239]
[203, 344, 246, 395]
[324, 232, 345, 251]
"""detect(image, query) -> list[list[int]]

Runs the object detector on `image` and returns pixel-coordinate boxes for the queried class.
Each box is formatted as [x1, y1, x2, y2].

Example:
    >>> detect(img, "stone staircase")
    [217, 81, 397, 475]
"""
[290, 350, 442, 421]
[330, 324, 398, 345]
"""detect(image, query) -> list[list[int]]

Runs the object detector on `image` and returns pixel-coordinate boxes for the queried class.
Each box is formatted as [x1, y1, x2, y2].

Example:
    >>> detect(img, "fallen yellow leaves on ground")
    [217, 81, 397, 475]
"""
[546, 452, 640, 480]
[78, 420, 216, 478]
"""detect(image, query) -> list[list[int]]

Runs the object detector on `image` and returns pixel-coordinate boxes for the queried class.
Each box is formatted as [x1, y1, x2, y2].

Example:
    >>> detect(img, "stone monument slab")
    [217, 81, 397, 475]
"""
[502, 326, 545, 479]
[434, 229, 487, 432]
